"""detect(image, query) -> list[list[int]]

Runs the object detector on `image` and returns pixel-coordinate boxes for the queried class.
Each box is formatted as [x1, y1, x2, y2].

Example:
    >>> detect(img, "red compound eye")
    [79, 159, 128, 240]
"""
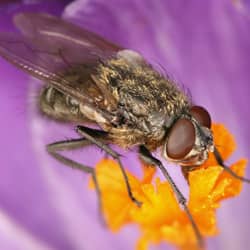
[190, 106, 211, 128]
[166, 118, 195, 160]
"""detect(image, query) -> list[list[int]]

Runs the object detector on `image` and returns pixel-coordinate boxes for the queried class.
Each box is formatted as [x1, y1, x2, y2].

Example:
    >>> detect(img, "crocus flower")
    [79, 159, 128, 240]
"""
[0, 1, 249, 250]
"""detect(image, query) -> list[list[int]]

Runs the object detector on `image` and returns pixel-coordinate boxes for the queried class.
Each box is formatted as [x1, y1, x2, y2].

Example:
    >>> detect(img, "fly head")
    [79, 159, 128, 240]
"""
[163, 106, 214, 166]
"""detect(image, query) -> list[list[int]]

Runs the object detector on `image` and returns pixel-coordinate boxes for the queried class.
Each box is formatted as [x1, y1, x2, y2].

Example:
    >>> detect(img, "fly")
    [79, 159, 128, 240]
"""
[0, 13, 249, 249]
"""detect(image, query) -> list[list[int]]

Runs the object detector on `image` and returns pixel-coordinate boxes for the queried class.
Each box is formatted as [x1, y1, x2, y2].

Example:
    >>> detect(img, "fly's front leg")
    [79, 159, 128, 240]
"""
[76, 125, 142, 207]
[213, 146, 250, 183]
[139, 145, 204, 249]
[47, 137, 105, 225]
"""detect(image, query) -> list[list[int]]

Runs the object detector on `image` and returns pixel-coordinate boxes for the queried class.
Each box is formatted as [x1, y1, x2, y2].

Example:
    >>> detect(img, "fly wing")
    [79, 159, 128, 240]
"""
[13, 12, 121, 62]
[0, 13, 122, 119]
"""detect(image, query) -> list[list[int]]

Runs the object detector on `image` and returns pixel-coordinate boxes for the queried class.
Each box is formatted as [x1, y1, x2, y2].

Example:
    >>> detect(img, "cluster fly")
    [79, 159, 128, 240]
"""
[0, 12, 249, 249]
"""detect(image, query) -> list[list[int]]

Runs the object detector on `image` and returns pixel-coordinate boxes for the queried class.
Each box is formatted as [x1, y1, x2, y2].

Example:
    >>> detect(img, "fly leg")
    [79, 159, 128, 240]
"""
[47, 137, 106, 225]
[76, 125, 142, 207]
[214, 146, 250, 183]
[139, 145, 204, 249]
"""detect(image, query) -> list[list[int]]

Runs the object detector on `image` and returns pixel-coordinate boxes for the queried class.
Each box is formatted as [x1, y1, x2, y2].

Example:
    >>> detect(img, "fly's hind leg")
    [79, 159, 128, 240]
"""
[76, 125, 142, 207]
[47, 137, 105, 225]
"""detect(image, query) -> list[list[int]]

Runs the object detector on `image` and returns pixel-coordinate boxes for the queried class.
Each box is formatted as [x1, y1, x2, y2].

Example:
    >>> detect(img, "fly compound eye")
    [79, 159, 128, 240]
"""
[166, 118, 196, 160]
[190, 106, 211, 128]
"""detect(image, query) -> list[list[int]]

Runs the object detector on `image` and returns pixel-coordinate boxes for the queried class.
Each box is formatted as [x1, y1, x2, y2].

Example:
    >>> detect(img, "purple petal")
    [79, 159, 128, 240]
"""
[0, 1, 91, 250]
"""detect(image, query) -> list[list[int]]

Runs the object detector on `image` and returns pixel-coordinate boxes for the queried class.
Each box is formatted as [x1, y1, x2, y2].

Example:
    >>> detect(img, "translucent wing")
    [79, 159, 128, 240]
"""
[13, 12, 121, 61]
[0, 13, 122, 106]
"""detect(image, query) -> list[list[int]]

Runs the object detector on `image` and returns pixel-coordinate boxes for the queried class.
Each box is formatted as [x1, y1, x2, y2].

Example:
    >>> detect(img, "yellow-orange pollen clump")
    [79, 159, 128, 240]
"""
[89, 124, 247, 250]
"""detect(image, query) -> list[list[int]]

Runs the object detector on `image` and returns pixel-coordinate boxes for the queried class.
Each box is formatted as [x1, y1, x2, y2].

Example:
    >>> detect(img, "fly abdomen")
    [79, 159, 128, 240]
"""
[39, 86, 87, 123]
